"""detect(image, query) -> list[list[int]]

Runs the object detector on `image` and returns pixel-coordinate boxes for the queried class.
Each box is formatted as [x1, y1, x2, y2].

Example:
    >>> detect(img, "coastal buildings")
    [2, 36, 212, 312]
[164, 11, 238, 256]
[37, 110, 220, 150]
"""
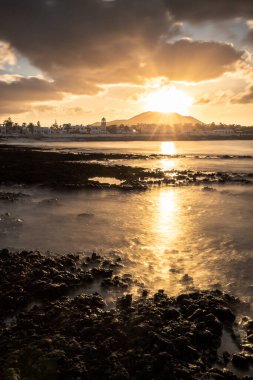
[0, 116, 252, 138]
[88, 118, 108, 134]
[187, 129, 236, 137]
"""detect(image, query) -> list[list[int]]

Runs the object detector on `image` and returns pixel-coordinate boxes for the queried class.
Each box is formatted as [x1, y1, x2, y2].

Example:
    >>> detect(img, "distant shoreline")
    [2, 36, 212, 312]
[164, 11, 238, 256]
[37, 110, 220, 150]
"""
[1, 134, 253, 142]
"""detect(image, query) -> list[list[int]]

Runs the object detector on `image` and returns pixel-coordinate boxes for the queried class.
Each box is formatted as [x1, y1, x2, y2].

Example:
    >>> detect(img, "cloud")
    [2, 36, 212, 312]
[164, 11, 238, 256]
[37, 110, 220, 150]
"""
[165, 1, 253, 22]
[0, 0, 171, 89]
[247, 20, 253, 29]
[33, 105, 92, 115]
[0, 1, 246, 89]
[194, 90, 235, 105]
[0, 76, 63, 114]
[245, 30, 253, 45]
[0, 0, 250, 118]
[153, 39, 245, 81]
[245, 21, 253, 45]
[0, 41, 16, 68]
[194, 96, 211, 105]
[0, 104, 29, 115]
[0, 76, 61, 102]
[233, 85, 253, 103]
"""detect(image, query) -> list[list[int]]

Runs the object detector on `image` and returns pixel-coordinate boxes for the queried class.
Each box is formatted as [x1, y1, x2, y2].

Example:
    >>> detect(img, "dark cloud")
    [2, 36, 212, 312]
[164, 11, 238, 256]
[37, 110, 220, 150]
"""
[154, 39, 244, 81]
[0, 41, 16, 68]
[0, 77, 61, 102]
[165, 0, 253, 22]
[245, 29, 253, 45]
[0, 0, 249, 109]
[0, 76, 63, 114]
[0, 0, 171, 90]
[0, 104, 29, 115]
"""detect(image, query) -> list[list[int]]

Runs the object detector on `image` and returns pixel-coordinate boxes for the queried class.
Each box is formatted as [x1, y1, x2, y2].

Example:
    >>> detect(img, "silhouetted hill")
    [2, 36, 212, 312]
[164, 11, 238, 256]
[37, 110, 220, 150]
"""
[126, 111, 201, 126]
[92, 111, 201, 126]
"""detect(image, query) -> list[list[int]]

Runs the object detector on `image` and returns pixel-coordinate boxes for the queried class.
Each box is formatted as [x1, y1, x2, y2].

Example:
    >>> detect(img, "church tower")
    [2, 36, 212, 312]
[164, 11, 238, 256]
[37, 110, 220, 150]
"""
[101, 117, 106, 128]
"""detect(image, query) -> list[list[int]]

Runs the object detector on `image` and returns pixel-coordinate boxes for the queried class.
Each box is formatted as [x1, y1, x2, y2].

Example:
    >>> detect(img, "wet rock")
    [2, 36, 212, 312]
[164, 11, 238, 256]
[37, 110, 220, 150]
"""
[86, 252, 102, 263]
[0, 247, 249, 379]
[0, 191, 29, 202]
[232, 353, 250, 370]
[245, 319, 253, 335]
[91, 267, 113, 278]
[213, 307, 235, 325]
[0, 248, 10, 258]
[208, 367, 239, 379]
[0, 288, 242, 379]
[142, 289, 148, 297]
[117, 294, 132, 309]
[78, 212, 94, 218]
[247, 333, 253, 343]
[0, 250, 117, 320]
[101, 275, 130, 289]
[194, 328, 220, 349]
[37, 198, 61, 207]
[180, 274, 194, 284]
[202, 186, 217, 192]
[0, 145, 252, 190]
[162, 308, 180, 321]
[223, 351, 231, 364]
[0, 212, 23, 228]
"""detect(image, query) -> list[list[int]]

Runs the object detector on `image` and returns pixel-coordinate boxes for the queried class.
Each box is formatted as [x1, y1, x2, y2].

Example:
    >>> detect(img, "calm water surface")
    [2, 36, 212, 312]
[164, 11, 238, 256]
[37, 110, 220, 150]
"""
[1, 140, 253, 301]
[0, 185, 253, 301]
[3, 139, 253, 155]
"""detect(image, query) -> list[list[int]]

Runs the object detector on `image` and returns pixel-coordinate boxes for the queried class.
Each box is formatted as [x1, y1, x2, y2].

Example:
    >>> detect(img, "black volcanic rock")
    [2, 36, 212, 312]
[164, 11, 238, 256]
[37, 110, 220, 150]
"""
[0, 249, 251, 380]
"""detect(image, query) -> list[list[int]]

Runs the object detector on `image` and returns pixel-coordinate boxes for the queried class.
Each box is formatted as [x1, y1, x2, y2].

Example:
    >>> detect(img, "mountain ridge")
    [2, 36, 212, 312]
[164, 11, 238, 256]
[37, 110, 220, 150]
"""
[91, 111, 201, 127]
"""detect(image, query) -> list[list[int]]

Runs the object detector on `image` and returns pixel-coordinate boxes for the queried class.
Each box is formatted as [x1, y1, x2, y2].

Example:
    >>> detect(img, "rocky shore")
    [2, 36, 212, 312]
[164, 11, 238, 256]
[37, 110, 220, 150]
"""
[0, 145, 253, 190]
[1, 249, 253, 380]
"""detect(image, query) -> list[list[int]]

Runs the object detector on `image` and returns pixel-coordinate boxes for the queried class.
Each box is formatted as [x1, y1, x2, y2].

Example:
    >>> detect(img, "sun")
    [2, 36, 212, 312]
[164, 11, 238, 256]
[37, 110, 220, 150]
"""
[144, 87, 193, 115]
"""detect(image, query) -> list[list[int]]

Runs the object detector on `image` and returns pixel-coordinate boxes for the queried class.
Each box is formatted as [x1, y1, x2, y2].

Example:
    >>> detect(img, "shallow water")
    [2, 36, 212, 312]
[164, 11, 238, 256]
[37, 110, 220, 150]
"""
[1, 184, 253, 302]
[93, 157, 253, 173]
[3, 139, 253, 155]
[90, 177, 123, 185]
[1, 139, 253, 302]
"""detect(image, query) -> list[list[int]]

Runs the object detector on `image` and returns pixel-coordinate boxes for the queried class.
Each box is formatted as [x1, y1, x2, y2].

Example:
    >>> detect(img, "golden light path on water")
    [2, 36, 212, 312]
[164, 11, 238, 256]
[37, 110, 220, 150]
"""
[160, 142, 176, 170]
[138, 188, 186, 294]
[161, 141, 176, 155]
[133, 185, 226, 296]
[153, 190, 179, 279]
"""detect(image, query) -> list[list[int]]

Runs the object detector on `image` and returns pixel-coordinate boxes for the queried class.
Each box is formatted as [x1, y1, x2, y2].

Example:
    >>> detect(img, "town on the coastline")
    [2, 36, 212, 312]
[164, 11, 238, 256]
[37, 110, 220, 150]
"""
[1, 116, 253, 138]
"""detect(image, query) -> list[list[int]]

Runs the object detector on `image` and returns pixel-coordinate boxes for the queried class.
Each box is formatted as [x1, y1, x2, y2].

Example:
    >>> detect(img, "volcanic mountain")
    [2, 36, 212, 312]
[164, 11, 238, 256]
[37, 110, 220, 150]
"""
[92, 111, 201, 126]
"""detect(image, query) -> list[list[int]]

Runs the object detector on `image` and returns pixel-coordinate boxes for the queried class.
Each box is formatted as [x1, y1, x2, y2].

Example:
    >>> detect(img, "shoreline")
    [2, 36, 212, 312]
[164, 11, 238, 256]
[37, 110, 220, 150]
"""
[2, 135, 253, 142]
[0, 145, 253, 191]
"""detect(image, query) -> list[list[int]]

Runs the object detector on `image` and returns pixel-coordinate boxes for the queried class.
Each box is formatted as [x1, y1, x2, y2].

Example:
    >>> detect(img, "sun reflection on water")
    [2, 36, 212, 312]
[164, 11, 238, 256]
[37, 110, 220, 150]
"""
[161, 159, 175, 171]
[161, 141, 176, 155]
[159, 189, 176, 219]
[153, 191, 179, 252]
[143, 189, 181, 289]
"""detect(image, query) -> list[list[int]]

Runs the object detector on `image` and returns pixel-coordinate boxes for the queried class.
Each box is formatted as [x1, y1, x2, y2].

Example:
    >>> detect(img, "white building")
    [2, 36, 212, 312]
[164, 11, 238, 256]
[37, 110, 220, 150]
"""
[187, 129, 236, 137]
[88, 117, 108, 134]
[0, 125, 6, 135]
[210, 129, 235, 136]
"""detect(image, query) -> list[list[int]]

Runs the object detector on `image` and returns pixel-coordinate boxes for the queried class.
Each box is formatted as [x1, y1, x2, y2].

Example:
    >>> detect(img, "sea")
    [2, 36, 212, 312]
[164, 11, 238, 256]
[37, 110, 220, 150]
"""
[1, 139, 253, 301]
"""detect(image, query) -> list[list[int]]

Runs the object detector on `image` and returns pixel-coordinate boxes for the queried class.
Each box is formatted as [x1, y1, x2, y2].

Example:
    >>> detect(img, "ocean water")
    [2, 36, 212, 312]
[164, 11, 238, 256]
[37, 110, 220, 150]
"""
[0, 140, 253, 301]
[3, 139, 253, 155]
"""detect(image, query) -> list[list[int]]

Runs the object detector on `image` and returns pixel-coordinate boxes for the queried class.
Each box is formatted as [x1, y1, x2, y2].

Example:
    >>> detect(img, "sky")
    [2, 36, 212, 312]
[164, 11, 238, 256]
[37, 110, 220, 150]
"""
[0, 0, 253, 126]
